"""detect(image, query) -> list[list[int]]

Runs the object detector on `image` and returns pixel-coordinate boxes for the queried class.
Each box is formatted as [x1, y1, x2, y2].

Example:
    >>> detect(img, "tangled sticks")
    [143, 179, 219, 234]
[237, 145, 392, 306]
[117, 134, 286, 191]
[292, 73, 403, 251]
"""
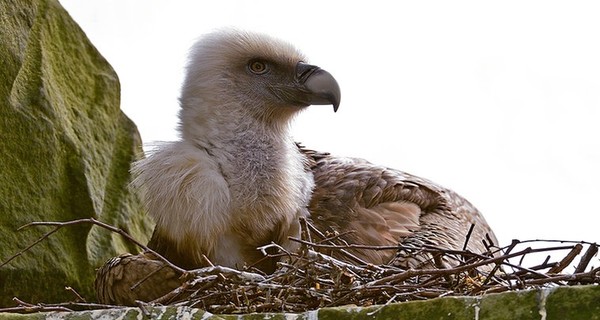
[1, 218, 599, 314]
[136, 219, 598, 313]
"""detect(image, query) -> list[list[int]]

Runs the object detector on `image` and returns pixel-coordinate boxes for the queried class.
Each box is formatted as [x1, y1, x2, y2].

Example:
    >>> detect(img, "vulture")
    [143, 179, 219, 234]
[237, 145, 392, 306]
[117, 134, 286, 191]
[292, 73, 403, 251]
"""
[95, 29, 497, 305]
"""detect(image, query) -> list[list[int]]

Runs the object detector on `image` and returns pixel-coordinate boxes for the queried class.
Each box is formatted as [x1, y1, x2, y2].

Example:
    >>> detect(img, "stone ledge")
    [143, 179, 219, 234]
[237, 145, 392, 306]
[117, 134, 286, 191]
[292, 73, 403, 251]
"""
[1, 285, 598, 319]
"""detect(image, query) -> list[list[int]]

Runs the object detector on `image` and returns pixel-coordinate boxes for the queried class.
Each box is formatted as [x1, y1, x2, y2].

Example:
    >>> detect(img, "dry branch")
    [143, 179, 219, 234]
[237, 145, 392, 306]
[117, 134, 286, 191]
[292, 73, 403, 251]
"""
[1, 218, 599, 315]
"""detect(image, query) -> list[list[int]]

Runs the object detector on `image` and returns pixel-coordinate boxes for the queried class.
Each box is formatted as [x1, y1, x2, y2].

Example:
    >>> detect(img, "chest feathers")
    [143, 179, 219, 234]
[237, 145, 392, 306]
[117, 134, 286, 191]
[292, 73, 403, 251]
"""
[134, 131, 313, 270]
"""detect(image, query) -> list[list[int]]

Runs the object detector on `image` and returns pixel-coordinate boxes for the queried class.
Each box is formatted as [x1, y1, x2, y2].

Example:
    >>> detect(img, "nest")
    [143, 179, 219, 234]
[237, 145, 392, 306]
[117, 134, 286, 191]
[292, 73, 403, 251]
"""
[1, 218, 599, 314]
[146, 219, 599, 314]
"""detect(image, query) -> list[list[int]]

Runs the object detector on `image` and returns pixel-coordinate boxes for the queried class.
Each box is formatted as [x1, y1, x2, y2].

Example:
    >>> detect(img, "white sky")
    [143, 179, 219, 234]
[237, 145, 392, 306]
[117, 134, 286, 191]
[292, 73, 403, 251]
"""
[60, 1, 600, 248]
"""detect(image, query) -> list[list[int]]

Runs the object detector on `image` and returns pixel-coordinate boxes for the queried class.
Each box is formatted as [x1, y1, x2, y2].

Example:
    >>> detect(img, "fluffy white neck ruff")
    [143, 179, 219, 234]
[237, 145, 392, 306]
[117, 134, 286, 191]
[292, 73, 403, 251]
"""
[134, 98, 313, 268]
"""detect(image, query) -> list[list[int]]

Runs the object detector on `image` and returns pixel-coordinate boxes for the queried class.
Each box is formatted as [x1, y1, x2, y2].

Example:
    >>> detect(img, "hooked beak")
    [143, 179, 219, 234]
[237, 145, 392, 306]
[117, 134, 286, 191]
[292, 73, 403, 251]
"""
[294, 62, 341, 112]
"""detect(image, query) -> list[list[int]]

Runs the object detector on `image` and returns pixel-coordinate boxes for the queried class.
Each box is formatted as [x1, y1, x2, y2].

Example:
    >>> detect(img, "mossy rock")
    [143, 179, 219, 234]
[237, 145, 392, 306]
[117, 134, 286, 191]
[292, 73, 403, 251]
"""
[1, 285, 599, 319]
[0, 0, 154, 306]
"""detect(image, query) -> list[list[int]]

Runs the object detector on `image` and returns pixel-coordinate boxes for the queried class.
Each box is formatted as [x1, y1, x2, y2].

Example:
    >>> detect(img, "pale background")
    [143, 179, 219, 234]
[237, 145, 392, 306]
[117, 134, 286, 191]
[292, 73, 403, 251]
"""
[60, 1, 600, 249]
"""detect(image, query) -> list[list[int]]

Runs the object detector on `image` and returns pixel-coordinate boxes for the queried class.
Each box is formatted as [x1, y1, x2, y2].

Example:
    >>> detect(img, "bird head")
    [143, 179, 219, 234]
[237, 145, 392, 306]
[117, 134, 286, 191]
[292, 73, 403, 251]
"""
[178, 29, 340, 140]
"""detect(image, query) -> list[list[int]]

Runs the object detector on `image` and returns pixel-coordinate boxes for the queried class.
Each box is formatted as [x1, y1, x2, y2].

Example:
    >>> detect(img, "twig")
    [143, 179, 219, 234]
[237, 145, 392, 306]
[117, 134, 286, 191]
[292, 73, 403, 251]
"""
[548, 244, 582, 274]
[573, 244, 598, 274]
[462, 224, 476, 251]
[299, 221, 370, 266]
[6, 218, 186, 274]
[0, 226, 63, 268]
[6, 297, 73, 313]
[65, 286, 86, 303]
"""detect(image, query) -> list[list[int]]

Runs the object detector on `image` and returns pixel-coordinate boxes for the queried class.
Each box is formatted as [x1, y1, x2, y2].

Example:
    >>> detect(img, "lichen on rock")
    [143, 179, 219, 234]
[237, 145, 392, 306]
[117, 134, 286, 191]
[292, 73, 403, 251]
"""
[0, 0, 153, 306]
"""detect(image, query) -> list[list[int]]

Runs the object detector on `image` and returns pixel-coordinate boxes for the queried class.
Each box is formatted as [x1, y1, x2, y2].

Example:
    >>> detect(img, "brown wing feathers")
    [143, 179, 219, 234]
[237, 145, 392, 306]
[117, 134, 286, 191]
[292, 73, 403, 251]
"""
[303, 147, 497, 268]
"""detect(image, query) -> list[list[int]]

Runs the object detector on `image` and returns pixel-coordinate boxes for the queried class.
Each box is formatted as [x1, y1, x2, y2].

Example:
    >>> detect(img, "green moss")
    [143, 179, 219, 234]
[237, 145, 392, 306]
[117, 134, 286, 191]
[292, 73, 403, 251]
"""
[545, 285, 600, 320]
[317, 297, 476, 320]
[477, 289, 539, 320]
[0, 313, 46, 320]
[0, 0, 153, 306]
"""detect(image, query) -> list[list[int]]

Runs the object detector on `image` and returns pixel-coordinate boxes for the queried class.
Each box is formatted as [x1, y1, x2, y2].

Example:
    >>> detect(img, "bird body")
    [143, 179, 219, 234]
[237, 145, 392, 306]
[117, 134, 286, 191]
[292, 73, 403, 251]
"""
[96, 29, 497, 305]
[133, 30, 325, 272]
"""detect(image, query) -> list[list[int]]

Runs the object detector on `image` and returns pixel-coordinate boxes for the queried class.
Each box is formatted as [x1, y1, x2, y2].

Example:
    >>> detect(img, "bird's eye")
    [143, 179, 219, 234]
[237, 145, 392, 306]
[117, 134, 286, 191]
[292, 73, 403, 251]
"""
[248, 60, 269, 75]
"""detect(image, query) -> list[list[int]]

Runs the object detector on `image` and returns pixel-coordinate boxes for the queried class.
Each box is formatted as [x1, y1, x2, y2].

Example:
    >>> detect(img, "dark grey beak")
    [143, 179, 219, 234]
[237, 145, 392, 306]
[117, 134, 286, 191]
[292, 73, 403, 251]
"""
[295, 62, 341, 112]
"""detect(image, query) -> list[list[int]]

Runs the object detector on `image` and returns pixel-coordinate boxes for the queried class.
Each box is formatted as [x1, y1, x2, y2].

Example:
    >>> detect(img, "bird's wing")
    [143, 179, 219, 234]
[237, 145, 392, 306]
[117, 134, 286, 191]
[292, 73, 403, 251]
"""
[300, 146, 497, 268]
[95, 252, 183, 305]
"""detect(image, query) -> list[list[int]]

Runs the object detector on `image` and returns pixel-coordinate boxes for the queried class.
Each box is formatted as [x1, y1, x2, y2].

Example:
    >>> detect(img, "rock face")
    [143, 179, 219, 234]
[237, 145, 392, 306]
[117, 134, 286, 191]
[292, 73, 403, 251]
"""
[1, 285, 599, 319]
[0, 0, 154, 306]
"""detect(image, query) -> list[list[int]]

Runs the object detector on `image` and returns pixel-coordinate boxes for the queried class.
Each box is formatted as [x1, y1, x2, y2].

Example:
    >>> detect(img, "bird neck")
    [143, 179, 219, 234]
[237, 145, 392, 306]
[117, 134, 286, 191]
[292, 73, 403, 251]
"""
[179, 99, 310, 211]
[211, 122, 296, 187]
[181, 105, 297, 187]
[174, 102, 313, 269]
[179, 99, 296, 147]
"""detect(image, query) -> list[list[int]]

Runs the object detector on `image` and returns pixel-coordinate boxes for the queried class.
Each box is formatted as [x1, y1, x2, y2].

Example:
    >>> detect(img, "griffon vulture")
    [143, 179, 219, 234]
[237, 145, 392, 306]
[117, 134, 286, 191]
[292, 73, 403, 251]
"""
[95, 29, 497, 305]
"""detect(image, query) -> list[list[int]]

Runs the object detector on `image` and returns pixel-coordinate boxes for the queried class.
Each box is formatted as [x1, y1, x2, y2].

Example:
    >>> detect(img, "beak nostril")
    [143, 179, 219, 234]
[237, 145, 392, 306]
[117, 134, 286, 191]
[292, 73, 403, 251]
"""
[296, 62, 320, 83]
